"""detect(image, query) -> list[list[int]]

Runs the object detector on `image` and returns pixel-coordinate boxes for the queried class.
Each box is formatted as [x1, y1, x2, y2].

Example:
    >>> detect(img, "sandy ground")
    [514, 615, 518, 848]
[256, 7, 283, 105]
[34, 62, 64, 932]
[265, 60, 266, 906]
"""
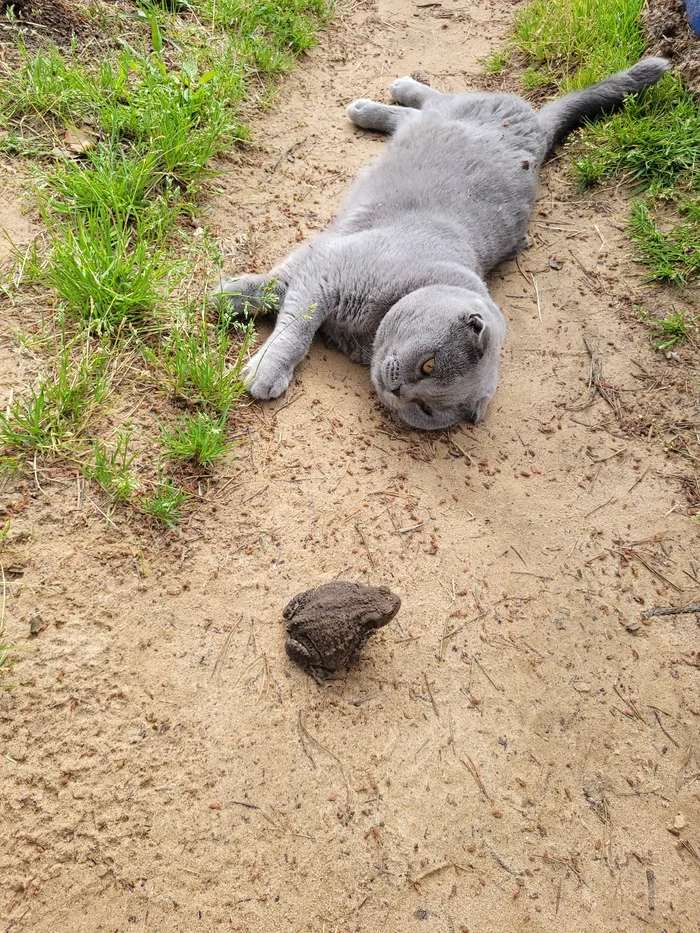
[1, 1, 699, 931]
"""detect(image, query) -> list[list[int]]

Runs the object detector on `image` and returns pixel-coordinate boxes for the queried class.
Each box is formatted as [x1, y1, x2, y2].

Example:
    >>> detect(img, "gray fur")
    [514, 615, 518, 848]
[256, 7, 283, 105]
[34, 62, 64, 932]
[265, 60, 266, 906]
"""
[213, 58, 669, 430]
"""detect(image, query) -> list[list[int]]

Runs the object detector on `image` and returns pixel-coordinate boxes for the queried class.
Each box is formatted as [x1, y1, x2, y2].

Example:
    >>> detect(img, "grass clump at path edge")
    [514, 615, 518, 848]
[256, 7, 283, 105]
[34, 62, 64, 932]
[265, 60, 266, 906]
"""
[513, 0, 700, 294]
[0, 1, 332, 527]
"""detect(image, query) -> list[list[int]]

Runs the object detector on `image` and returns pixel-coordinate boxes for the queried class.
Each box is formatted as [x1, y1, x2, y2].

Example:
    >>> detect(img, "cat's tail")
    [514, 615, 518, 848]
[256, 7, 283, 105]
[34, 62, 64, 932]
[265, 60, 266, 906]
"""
[538, 57, 670, 153]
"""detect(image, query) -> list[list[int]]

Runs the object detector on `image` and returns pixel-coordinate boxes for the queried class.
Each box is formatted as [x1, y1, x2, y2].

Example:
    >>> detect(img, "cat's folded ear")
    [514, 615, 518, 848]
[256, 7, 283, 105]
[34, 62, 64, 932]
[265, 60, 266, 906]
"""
[457, 310, 489, 361]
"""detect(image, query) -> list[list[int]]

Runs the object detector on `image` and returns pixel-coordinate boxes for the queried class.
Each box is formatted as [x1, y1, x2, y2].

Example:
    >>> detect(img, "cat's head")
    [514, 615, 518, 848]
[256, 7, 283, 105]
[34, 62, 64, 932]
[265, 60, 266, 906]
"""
[370, 285, 506, 430]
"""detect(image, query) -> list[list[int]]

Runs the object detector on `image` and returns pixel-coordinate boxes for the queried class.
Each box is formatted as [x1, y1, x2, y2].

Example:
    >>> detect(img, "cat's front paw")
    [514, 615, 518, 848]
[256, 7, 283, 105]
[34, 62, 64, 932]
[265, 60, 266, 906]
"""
[243, 346, 294, 400]
[209, 274, 276, 318]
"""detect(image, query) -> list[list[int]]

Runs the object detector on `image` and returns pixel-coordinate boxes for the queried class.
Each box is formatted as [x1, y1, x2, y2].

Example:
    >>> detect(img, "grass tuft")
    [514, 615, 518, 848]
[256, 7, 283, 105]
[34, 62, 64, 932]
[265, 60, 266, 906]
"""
[629, 201, 700, 285]
[149, 317, 255, 413]
[160, 410, 234, 468]
[83, 428, 140, 501]
[638, 306, 699, 350]
[0, 336, 110, 456]
[139, 478, 191, 526]
[41, 209, 182, 337]
[513, 0, 700, 285]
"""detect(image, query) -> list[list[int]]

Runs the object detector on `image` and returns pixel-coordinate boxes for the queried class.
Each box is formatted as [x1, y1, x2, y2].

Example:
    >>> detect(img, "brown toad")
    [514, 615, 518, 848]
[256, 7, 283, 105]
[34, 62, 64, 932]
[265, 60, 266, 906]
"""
[283, 581, 401, 682]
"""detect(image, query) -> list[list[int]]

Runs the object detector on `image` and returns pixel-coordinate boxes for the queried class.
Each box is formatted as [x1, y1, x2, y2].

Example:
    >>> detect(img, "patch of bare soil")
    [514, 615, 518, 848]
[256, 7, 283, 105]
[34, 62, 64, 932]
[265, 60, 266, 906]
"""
[644, 0, 700, 93]
[0, 0, 98, 47]
[1, 1, 699, 931]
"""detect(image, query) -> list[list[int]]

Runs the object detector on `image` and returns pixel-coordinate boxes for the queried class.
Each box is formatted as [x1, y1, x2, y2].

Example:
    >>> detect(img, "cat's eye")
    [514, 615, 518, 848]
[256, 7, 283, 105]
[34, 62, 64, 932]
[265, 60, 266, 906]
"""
[421, 358, 435, 376]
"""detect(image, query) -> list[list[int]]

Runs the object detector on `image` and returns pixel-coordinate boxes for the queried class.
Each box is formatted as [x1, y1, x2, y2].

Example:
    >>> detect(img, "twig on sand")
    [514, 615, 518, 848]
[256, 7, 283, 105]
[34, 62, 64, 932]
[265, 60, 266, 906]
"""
[612, 541, 683, 594]
[410, 862, 455, 888]
[646, 868, 656, 910]
[459, 754, 490, 801]
[270, 137, 308, 173]
[297, 710, 317, 769]
[298, 710, 350, 805]
[652, 709, 680, 748]
[641, 604, 700, 619]
[483, 836, 519, 877]
[423, 673, 440, 718]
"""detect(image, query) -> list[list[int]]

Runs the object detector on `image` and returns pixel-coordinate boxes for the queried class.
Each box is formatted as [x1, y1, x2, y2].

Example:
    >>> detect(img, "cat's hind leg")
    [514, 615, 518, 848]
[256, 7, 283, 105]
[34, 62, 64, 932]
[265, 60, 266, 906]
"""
[389, 76, 442, 108]
[347, 99, 419, 134]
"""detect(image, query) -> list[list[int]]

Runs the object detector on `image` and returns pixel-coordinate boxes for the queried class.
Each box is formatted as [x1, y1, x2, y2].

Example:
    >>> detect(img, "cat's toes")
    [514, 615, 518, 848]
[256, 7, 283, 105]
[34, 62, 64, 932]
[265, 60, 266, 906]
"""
[347, 99, 376, 125]
[209, 275, 268, 317]
[243, 348, 293, 400]
[389, 76, 422, 104]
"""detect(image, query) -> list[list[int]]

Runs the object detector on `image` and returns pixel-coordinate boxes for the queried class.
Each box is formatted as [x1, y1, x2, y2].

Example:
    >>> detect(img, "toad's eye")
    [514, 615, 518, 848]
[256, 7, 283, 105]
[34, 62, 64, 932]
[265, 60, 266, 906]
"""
[421, 357, 435, 376]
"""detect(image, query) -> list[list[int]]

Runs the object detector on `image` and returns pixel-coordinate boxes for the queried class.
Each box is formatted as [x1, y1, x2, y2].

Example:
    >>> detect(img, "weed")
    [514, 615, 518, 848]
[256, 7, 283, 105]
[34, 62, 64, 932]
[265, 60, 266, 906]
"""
[199, 0, 331, 62]
[139, 478, 190, 526]
[83, 428, 140, 501]
[213, 278, 282, 326]
[0, 44, 100, 123]
[160, 410, 233, 468]
[43, 208, 181, 337]
[482, 48, 511, 75]
[629, 201, 700, 285]
[149, 317, 254, 413]
[42, 144, 161, 218]
[638, 306, 699, 350]
[0, 336, 110, 455]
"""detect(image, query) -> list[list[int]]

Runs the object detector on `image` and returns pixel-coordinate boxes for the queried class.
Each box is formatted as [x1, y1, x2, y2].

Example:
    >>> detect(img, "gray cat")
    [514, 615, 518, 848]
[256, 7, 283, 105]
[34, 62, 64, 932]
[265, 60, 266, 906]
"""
[213, 58, 669, 430]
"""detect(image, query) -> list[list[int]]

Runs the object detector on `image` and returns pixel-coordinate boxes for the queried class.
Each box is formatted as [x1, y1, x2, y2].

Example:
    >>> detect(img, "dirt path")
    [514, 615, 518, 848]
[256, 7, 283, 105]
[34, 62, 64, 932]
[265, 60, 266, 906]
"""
[2, 1, 699, 931]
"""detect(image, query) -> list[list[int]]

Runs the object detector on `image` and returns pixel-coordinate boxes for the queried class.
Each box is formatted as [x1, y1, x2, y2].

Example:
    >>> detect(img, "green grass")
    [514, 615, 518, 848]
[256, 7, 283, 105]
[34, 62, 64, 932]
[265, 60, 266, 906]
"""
[0, 335, 110, 456]
[161, 410, 234, 467]
[148, 316, 255, 412]
[0, 0, 331, 526]
[630, 201, 700, 285]
[514, 0, 646, 90]
[42, 208, 183, 337]
[83, 428, 140, 501]
[139, 478, 191, 526]
[513, 0, 700, 287]
[638, 306, 699, 350]
[482, 48, 511, 75]
[572, 78, 700, 197]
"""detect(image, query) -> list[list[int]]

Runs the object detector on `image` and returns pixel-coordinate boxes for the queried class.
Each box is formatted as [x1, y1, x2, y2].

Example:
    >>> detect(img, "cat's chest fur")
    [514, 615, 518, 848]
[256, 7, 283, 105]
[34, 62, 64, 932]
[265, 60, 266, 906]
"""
[318, 274, 401, 362]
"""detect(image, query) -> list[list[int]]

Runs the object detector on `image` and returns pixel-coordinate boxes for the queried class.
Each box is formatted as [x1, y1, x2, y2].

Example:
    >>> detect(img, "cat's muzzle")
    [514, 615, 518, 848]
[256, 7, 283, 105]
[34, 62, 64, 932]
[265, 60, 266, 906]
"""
[382, 355, 402, 392]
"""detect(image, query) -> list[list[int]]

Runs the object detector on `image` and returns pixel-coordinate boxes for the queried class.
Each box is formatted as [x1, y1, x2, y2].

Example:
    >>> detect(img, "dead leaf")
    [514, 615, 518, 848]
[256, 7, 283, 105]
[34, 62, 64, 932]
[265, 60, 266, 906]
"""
[64, 126, 94, 155]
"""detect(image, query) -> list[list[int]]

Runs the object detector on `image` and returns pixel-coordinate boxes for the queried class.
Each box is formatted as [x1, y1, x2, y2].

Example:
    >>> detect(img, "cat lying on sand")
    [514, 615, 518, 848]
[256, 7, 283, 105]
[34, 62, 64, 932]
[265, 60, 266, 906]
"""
[213, 58, 669, 430]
